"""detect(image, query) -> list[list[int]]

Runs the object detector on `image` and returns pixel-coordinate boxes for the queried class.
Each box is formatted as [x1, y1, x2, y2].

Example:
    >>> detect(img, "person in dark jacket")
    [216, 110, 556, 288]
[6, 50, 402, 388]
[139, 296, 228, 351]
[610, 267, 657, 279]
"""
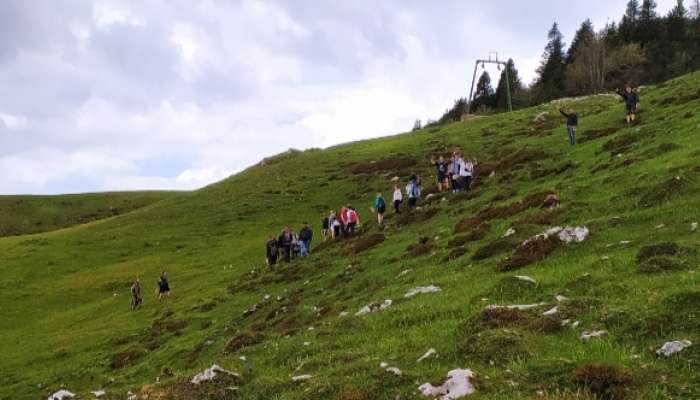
[157, 271, 170, 301]
[298, 223, 313, 257]
[266, 236, 279, 267]
[130, 278, 142, 311]
[278, 227, 293, 263]
[617, 86, 639, 124]
[559, 108, 578, 146]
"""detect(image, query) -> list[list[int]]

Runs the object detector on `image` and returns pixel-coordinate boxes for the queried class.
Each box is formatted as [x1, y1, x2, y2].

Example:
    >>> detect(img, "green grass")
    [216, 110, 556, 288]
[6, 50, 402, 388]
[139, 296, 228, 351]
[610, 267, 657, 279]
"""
[2, 71, 700, 399]
[0, 191, 178, 237]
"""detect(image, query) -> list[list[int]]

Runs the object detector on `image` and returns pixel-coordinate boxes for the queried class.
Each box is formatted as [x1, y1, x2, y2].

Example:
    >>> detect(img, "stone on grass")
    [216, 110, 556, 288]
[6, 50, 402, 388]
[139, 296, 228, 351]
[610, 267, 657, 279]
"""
[404, 285, 442, 298]
[692, 222, 698, 232]
[555, 295, 569, 302]
[191, 364, 240, 385]
[47, 390, 75, 400]
[355, 300, 392, 316]
[91, 390, 106, 398]
[656, 340, 692, 357]
[419, 369, 476, 399]
[533, 111, 549, 123]
[515, 275, 536, 284]
[386, 367, 402, 376]
[417, 348, 437, 362]
[292, 374, 313, 382]
[485, 302, 547, 311]
[580, 330, 607, 341]
[502, 228, 516, 238]
[542, 306, 558, 316]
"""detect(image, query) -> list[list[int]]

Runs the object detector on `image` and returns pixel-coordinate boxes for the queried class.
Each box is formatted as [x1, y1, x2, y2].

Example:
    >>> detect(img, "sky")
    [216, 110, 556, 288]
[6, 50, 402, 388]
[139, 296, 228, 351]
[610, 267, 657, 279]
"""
[0, 0, 677, 194]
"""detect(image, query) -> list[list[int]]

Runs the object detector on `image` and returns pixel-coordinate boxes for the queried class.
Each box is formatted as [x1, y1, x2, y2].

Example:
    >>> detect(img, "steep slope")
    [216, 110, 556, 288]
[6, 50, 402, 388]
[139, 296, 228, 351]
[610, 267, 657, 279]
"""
[1, 71, 700, 400]
[0, 191, 178, 237]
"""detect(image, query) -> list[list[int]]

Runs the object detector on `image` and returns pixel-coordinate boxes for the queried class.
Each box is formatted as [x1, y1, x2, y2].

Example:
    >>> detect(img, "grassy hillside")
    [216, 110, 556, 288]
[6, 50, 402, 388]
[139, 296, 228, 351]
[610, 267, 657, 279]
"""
[1, 71, 700, 400]
[0, 191, 179, 237]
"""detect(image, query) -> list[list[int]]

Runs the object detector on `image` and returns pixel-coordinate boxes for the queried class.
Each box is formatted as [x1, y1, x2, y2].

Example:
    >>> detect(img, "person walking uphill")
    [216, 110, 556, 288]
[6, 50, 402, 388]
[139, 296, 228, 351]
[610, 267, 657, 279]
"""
[278, 227, 294, 263]
[431, 156, 449, 192]
[373, 192, 386, 226]
[298, 223, 313, 257]
[392, 185, 403, 214]
[559, 108, 578, 145]
[345, 205, 359, 234]
[130, 278, 142, 311]
[450, 153, 462, 193]
[617, 86, 639, 124]
[266, 235, 279, 267]
[406, 175, 421, 209]
[157, 271, 170, 301]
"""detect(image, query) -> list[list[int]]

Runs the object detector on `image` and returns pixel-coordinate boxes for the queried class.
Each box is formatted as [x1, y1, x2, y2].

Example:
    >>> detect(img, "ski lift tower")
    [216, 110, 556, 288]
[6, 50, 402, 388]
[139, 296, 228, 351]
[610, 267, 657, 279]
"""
[467, 52, 513, 113]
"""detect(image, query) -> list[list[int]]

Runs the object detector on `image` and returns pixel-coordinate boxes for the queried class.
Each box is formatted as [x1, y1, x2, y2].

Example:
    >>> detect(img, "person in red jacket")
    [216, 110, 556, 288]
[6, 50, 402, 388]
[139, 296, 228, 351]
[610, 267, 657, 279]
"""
[338, 206, 347, 238]
[346, 205, 359, 234]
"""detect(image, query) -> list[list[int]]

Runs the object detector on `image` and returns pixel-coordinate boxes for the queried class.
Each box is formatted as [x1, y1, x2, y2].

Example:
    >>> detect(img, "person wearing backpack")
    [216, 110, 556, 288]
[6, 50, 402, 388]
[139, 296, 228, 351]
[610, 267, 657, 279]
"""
[156, 271, 170, 301]
[329, 210, 341, 239]
[338, 206, 348, 238]
[346, 205, 359, 234]
[266, 235, 279, 267]
[450, 152, 462, 193]
[392, 184, 403, 214]
[460, 156, 475, 191]
[373, 192, 387, 226]
[406, 175, 421, 209]
[617, 85, 639, 124]
[278, 227, 293, 263]
[559, 108, 578, 145]
[298, 222, 313, 257]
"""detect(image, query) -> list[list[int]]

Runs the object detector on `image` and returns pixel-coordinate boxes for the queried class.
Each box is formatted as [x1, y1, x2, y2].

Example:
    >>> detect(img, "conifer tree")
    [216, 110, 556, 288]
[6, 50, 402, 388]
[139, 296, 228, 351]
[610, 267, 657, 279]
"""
[533, 23, 566, 103]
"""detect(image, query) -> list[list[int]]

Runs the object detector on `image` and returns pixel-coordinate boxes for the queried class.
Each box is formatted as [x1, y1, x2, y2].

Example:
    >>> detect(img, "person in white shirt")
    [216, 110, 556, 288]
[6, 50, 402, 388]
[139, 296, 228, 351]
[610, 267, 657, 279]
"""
[460, 156, 474, 191]
[392, 184, 403, 214]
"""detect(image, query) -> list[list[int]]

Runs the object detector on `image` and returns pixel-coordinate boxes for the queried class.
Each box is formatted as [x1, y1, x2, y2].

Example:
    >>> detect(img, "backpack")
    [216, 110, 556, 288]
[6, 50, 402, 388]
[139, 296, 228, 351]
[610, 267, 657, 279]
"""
[377, 197, 386, 209]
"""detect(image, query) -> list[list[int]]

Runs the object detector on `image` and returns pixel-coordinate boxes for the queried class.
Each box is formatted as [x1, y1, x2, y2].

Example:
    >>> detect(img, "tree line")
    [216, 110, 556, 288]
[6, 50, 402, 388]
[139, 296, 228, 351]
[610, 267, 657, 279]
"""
[427, 0, 700, 124]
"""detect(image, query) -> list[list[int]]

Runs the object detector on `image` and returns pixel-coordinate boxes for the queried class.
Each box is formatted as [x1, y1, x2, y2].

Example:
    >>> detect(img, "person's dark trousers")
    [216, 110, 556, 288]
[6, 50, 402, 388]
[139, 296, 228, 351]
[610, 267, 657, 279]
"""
[408, 197, 417, 209]
[567, 125, 576, 145]
[451, 177, 461, 192]
[393, 200, 401, 214]
[282, 246, 291, 262]
[462, 176, 472, 191]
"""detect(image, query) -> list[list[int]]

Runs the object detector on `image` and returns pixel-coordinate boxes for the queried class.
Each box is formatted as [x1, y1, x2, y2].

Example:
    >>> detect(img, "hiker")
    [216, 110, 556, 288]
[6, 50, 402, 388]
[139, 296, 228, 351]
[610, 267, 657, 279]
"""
[450, 152, 463, 193]
[291, 232, 301, 260]
[321, 214, 330, 241]
[278, 227, 293, 262]
[266, 235, 279, 267]
[298, 222, 313, 257]
[330, 210, 341, 239]
[617, 85, 639, 124]
[460, 156, 475, 191]
[130, 278, 142, 311]
[392, 184, 403, 214]
[338, 206, 348, 237]
[372, 192, 387, 226]
[559, 108, 578, 145]
[431, 156, 449, 192]
[157, 271, 170, 301]
[346, 205, 359, 234]
[406, 175, 421, 209]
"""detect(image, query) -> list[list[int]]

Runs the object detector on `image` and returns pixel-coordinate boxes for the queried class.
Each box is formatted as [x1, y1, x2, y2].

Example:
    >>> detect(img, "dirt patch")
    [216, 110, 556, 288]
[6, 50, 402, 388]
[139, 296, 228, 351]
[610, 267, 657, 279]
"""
[223, 332, 264, 354]
[637, 257, 682, 273]
[479, 148, 550, 176]
[445, 246, 468, 261]
[349, 157, 416, 175]
[639, 176, 689, 207]
[517, 208, 563, 225]
[490, 189, 518, 202]
[151, 317, 187, 336]
[111, 348, 145, 369]
[462, 191, 555, 229]
[396, 207, 440, 226]
[498, 235, 561, 272]
[579, 127, 620, 143]
[458, 328, 530, 364]
[602, 134, 637, 155]
[406, 237, 434, 257]
[637, 242, 680, 260]
[452, 222, 490, 240]
[352, 233, 386, 254]
[530, 162, 575, 180]
[193, 301, 217, 312]
[573, 363, 631, 400]
[472, 238, 518, 261]
[622, 291, 700, 339]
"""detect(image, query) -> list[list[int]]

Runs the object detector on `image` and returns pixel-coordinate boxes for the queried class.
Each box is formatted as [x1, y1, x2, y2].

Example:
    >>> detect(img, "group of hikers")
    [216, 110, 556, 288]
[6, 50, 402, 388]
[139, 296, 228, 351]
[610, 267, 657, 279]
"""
[265, 223, 315, 266]
[130, 271, 170, 311]
[558, 84, 640, 146]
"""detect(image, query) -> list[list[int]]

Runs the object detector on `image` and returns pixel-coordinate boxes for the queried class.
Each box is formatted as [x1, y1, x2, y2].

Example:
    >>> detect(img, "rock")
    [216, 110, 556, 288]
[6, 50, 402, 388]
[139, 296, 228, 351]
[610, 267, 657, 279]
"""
[417, 348, 437, 362]
[580, 330, 607, 341]
[561, 319, 571, 326]
[355, 300, 392, 316]
[542, 306, 558, 316]
[47, 390, 75, 400]
[191, 364, 240, 384]
[391, 176, 400, 182]
[533, 111, 549, 123]
[127, 391, 137, 400]
[485, 302, 547, 311]
[655, 223, 665, 229]
[380, 362, 389, 368]
[291, 374, 313, 382]
[398, 269, 412, 277]
[404, 285, 442, 298]
[91, 390, 106, 398]
[339, 311, 349, 317]
[656, 340, 692, 356]
[502, 228, 516, 238]
[419, 369, 476, 399]
[522, 226, 589, 247]
[555, 295, 569, 302]
[692, 222, 698, 232]
[386, 367, 402, 376]
[571, 321, 581, 328]
[515, 275, 537, 284]
[541, 194, 560, 208]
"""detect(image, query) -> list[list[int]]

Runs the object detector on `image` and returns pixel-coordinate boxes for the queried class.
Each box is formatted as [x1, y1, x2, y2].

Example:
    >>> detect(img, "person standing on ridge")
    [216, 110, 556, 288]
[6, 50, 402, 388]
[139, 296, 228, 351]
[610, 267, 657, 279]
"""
[559, 108, 578, 145]
[346, 205, 359, 234]
[130, 278, 142, 311]
[372, 192, 387, 226]
[298, 222, 313, 257]
[406, 175, 421, 209]
[617, 85, 639, 124]
[278, 227, 293, 263]
[321, 214, 330, 242]
[266, 235, 279, 267]
[450, 153, 463, 193]
[157, 271, 170, 301]
[392, 184, 403, 214]
[461, 156, 475, 190]
[431, 155, 449, 192]
[330, 210, 341, 239]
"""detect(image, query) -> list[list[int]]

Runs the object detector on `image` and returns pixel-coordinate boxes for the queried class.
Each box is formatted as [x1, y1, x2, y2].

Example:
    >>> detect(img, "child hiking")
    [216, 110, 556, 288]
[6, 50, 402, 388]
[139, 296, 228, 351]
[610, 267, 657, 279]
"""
[278, 227, 293, 263]
[392, 185, 403, 214]
[430, 156, 449, 192]
[345, 205, 359, 234]
[406, 175, 421, 209]
[372, 192, 386, 226]
[559, 108, 578, 145]
[130, 278, 142, 311]
[298, 222, 313, 257]
[460, 156, 474, 191]
[450, 153, 463, 193]
[156, 271, 170, 301]
[266, 235, 279, 266]
[617, 85, 639, 124]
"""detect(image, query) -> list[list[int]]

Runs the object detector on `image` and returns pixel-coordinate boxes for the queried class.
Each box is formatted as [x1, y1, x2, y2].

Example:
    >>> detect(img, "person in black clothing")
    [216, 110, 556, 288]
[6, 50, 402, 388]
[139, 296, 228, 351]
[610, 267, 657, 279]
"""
[430, 156, 449, 192]
[157, 271, 170, 301]
[559, 108, 578, 146]
[278, 227, 293, 263]
[617, 86, 639, 124]
[130, 278, 142, 311]
[298, 222, 313, 257]
[321, 216, 330, 241]
[266, 236, 279, 267]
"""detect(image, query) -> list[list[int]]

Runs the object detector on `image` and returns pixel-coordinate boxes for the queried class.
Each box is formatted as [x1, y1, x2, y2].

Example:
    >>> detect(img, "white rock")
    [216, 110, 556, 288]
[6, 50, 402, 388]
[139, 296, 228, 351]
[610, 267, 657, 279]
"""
[127, 391, 137, 400]
[502, 228, 516, 238]
[655, 224, 665, 229]
[405, 285, 442, 298]
[515, 275, 536, 284]
[355, 300, 392, 316]
[392, 176, 400, 182]
[656, 340, 692, 357]
[191, 364, 240, 385]
[47, 390, 75, 400]
[485, 302, 547, 311]
[417, 348, 437, 363]
[557, 226, 589, 243]
[292, 374, 313, 382]
[380, 362, 389, 368]
[91, 390, 106, 398]
[542, 306, 558, 316]
[398, 269, 413, 277]
[533, 111, 549, 123]
[580, 330, 607, 341]
[571, 321, 581, 328]
[419, 368, 476, 399]
[619, 240, 631, 245]
[692, 222, 698, 232]
[386, 367, 402, 376]
[303, 342, 311, 346]
[601, 256, 610, 260]
[339, 311, 349, 317]
[561, 319, 571, 326]
[555, 295, 569, 302]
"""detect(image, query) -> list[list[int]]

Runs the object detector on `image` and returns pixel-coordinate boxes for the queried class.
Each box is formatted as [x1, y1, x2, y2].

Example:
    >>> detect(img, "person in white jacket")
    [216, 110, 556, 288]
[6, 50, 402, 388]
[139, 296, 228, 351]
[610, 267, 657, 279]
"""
[460, 156, 474, 191]
[392, 184, 403, 214]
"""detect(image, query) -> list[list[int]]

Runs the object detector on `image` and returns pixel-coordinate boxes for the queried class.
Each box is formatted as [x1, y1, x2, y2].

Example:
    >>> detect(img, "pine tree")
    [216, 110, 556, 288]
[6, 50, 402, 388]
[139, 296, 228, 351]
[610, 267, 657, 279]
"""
[533, 23, 566, 103]
[667, 0, 688, 41]
[470, 72, 496, 112]
[495, 59, 524, 111]
[619, 0, 640, 42]
[567, 19, 595, 64]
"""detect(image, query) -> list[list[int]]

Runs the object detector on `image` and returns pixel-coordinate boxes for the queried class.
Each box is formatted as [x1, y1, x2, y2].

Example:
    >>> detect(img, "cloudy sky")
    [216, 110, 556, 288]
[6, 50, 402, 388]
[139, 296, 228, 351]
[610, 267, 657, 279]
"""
[0, 0, 676, 194]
